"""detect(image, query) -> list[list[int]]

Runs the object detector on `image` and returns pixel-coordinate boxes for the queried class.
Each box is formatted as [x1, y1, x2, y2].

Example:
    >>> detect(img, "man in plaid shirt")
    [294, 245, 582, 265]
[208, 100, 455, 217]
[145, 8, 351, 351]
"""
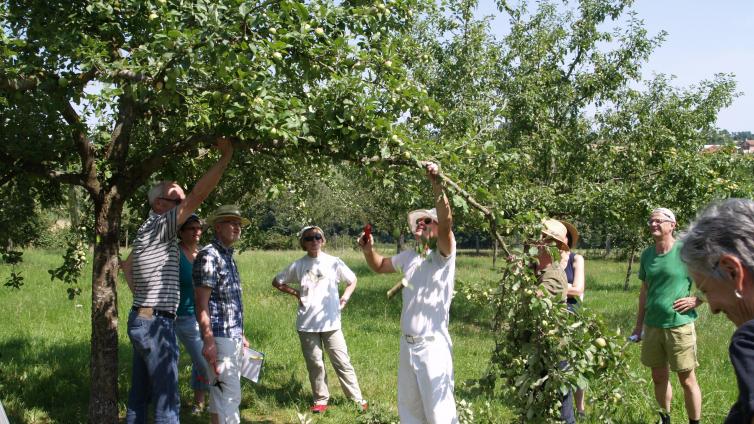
[194, 205, 250, 423]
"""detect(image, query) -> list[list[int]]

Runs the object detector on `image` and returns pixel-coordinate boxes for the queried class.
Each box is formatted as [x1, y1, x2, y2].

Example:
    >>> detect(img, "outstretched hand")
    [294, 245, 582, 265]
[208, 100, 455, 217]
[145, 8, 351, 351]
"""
[215, 137, 234, 157]
[357, 232, 374, 250]
[424, 161, 440, 183]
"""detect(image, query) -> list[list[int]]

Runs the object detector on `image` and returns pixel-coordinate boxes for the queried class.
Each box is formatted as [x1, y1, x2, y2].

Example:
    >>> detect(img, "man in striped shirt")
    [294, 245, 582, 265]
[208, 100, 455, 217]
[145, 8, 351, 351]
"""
[194, 205, 250, 424]
[123, 138, 233, 424]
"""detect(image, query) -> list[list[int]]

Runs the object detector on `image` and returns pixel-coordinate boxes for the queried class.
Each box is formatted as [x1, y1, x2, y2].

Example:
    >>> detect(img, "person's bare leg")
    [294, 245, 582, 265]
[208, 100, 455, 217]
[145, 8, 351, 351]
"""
[651, 366, 672, 412]
[678, 369, 701, 421]
[575, 388, 585, 414]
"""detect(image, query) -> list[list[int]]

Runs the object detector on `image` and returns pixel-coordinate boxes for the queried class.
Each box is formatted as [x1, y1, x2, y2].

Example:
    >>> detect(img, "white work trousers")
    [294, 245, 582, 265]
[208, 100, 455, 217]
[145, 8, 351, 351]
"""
[398, 336, 458, 424]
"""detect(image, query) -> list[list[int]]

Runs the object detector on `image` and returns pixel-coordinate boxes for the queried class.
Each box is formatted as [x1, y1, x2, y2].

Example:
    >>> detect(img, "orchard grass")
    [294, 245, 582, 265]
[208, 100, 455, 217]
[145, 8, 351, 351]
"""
[0, 248, 739, 423]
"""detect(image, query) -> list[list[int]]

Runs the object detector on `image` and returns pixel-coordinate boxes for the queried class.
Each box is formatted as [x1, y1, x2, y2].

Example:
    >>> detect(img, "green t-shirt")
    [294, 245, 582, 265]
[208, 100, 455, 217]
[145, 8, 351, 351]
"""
[638, 241, 696, 328]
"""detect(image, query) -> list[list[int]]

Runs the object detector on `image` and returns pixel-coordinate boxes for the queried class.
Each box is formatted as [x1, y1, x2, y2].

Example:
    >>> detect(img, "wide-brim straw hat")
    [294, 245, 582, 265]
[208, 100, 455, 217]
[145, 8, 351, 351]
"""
[206, 205, 250, 227]
[559, 220, 579, 249]
[407, 208, 438, 233]
[542, 219, 570, 251]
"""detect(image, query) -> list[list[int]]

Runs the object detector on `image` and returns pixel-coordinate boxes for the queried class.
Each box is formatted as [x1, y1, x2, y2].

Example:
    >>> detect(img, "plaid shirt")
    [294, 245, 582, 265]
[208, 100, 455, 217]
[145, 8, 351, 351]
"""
[193, 239, 244, 339]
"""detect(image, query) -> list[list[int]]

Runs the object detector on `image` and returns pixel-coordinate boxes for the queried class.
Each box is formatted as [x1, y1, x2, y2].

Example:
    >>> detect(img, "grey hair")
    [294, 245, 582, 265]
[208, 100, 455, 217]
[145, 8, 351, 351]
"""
[679, 198, 754, 279]
[147, 181, 173, 206]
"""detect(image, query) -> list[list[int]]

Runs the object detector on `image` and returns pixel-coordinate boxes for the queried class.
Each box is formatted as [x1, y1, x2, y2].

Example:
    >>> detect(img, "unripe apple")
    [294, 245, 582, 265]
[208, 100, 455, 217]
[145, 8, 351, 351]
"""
[594, 337, 607, 348]
[314, 27, 325, 36]
[149, 12, 158, 20]
[391, 134, 399, 142]
[304, 23, 311, 30]
[384, 60, 392, 67]
[270, 128, 278, 135]
[269, 27, 277, 35]
[421, 105, 429, 113]
[155, 81, 163, 90]
[157, 0, 166, 4]
[273, 52, 283, 60]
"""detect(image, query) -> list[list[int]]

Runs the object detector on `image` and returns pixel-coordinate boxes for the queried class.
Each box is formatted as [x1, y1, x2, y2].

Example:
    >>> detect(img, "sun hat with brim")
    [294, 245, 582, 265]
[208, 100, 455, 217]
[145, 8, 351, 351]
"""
[180, 214, 203, 231]
[298, 225, 324, 239]
[559, 220, 579, 249]
[541, 219, 570, 251]
[206, 205, 250, 227]
[407, 208, 438, 233]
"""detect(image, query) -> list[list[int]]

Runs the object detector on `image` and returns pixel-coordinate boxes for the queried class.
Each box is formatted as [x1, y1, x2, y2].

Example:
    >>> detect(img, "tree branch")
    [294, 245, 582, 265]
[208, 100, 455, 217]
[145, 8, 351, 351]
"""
[361, 155, 512, 257]
[0, 152, 86, 186]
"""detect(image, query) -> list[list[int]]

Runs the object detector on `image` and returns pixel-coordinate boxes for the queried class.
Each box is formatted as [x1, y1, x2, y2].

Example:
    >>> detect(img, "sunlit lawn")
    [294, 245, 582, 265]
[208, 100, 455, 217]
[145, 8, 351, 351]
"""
[0, 248, 739, 423]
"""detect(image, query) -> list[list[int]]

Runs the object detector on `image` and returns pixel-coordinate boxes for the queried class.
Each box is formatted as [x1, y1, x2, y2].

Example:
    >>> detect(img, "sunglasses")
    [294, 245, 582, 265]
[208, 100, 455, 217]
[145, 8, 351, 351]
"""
[647, 219, 672, 226]
[302, 234, 323, 242]
[415, 217, 433, 225]
[159, 197, 182, 205]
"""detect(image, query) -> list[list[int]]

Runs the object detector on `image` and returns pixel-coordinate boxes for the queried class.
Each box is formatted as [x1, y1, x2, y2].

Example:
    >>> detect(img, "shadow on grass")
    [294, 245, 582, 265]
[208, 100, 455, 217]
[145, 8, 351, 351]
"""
[0, 337, 90, 423]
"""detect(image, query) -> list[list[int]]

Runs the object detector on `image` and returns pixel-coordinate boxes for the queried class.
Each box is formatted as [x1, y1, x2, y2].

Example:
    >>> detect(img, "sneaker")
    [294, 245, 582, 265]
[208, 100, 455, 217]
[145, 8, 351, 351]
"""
[191, 405, 204, 416]
[310, 404, 328, 413]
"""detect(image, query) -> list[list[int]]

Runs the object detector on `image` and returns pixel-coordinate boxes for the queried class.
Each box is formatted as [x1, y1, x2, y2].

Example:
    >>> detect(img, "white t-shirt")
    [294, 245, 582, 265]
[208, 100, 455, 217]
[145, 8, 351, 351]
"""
[391, 249, 456, 344]
[275, 252, 357, 332]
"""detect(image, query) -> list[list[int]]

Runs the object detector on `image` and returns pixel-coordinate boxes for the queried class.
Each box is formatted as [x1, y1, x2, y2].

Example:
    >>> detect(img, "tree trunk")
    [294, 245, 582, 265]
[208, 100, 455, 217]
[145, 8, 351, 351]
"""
[623, 246, 636, 291]
[475, 233, 480, 254]
[492, 239, 498, 268]
[88, 189, 124, 422]
[605, 235, 611, 257]
[396, 233, 404, 254]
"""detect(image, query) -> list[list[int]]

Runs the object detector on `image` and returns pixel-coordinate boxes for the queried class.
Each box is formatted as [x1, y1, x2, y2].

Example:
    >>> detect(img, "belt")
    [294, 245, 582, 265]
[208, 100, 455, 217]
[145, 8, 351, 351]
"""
[131, 306, 176, 320]
[404, 335, 435, 344]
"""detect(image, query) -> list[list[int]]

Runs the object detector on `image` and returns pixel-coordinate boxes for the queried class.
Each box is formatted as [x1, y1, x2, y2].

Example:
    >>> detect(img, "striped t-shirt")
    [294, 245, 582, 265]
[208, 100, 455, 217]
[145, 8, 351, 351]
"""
[131, 207, 180, 314]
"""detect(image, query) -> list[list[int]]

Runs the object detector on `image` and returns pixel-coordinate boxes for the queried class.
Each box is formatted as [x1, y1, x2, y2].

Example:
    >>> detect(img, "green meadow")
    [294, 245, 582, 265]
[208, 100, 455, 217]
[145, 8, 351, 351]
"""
[0, 248, 739, 423]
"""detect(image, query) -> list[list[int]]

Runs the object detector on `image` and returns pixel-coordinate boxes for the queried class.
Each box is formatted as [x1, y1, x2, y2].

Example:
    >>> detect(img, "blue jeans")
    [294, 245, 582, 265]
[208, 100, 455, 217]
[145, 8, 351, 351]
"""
[175, 314, 211, 391]
[126, 310, 180, 424]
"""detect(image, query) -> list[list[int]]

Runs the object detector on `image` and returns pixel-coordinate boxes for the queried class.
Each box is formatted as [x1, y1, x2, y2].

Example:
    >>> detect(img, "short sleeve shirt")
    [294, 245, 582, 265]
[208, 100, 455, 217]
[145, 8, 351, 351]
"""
[725, 319, 754, 423]
[275, 252, 356, 332]
[540, 264, 568, 302]
[193, 239, 244, 339]
[638, 241, 696, 328]
[131, 208, 180, 313]
[391, 249, 455, 344]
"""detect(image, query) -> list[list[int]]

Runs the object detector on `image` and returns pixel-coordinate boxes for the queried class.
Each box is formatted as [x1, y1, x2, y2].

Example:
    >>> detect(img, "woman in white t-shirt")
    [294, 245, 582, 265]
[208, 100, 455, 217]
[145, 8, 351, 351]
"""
[272, 226, 367, 414]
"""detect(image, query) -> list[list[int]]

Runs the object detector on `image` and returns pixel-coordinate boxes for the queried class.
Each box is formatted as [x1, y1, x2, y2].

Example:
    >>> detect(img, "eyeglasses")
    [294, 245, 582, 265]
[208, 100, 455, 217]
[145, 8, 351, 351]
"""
[302, 234, 323, 242]
[159, 197, 182, 205]
[415, 217, 433, 225]
[647, 219, 672, 226]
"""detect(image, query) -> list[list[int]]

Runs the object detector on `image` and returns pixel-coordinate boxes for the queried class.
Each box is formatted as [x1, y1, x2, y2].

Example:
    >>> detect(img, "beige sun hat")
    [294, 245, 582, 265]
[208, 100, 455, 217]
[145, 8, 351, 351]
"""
[558, 220, 579, 249]
[407, 208, 438, 233]
[206, 205, 251, 227]
[542, 219, 570, 251]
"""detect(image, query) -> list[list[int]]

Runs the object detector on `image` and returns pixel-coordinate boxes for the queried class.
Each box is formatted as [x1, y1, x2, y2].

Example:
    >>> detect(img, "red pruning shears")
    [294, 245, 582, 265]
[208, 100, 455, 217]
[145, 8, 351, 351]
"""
[361, 223, 372, 244]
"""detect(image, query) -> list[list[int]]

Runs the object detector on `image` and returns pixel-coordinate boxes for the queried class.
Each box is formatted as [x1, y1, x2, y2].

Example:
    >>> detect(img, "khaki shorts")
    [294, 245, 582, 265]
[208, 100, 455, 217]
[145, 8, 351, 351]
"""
[640, 323, 698, 372]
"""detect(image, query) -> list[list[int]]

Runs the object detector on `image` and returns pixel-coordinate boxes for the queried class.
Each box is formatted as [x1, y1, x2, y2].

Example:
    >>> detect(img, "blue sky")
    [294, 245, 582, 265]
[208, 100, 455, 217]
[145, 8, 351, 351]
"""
[476, 0, 753, 132]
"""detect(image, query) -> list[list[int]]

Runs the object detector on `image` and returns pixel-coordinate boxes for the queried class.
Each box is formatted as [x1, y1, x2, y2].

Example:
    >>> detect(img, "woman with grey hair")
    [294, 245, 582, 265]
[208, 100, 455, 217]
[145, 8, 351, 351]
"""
[680, 198, 754, 424]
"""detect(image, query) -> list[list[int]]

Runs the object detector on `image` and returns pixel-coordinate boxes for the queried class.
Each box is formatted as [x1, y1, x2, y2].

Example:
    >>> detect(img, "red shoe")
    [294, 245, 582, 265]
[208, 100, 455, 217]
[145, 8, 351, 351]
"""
[310, 404, 328, 413]
[359, 401, 368, 412]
